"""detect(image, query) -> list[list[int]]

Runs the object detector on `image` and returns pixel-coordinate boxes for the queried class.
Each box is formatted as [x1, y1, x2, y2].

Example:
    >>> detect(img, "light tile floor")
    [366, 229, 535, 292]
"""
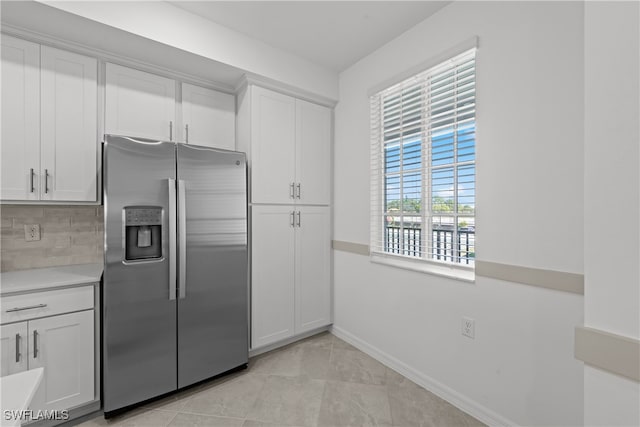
[76, 332, 485, 427]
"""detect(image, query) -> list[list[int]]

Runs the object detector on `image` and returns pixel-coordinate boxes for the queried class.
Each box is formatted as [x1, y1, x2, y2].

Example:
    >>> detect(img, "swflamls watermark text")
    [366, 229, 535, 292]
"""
[3, 409, 69, 422]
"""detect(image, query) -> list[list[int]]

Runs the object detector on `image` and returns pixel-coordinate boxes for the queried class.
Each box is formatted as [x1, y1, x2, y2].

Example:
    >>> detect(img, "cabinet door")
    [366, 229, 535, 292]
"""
[28, 310, 94, 412]
[295, 206, 331, 334]
[0, 322, 28, 377]
[105, 63, 175, 141]
[182, 83, 235, 150]
[295, 100, 331, 205]
[0, 35, 40, 201]
[250, 86, 296, 204]
[41, 46, 98, 202]
[251, 205, 295, 349]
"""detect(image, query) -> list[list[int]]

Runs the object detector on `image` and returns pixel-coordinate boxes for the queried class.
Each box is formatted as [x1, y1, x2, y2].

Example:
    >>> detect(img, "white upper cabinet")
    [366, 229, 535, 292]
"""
[182, 83, 235, 150]
[105, 63, 176, 141]
[296, 99, 331, 205]
[250, 86, 296, 204]
[1, 35, 41, 201]
[0, 35, 98, 203]
[238, 85, 331, 205]
[41, 46, 98, 202]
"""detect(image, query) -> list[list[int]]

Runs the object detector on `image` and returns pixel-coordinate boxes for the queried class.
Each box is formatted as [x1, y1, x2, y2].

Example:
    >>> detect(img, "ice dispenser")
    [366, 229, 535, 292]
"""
[124, 207, 163, 261]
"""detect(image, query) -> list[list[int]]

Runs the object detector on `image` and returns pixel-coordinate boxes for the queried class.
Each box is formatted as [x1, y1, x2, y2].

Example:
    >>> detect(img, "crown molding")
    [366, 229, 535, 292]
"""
[235, 73, 337, 108]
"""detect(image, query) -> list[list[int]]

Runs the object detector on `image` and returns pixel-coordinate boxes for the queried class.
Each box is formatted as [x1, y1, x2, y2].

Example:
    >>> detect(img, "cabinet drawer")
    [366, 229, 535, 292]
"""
[1, 285, 94, 324]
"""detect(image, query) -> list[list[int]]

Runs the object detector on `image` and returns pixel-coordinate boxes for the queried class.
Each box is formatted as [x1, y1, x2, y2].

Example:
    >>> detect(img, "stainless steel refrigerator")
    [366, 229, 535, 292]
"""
[102, 135, 248, 416]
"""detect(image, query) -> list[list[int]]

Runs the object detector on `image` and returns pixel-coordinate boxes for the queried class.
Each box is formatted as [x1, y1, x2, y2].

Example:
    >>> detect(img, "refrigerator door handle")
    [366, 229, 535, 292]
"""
[178, 180, 187, 299]
[168, 179, 177, 301]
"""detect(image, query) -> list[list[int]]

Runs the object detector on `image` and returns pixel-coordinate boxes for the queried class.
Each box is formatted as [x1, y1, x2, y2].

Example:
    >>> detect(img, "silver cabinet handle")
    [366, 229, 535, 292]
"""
[30, 168, 35, 193]
[296, 211, 301, 227]
[33, 330, 38, 359]
[6, 304, 47, 313]
[178, 179, 187, 299]
[289, 182, 295, 199]
[15, 333, 21, 363]
[185, 124, 189, 144]
[44, 169, 49, 194]
[296, 183, 301, 199]
[169, 121, 173, 141]
[290, 211, 295, 227]
[168, 179, 177, 301]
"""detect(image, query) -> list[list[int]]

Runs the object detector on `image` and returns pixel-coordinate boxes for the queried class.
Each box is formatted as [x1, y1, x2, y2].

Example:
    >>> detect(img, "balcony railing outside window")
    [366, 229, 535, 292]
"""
[385, 224, 475, 265]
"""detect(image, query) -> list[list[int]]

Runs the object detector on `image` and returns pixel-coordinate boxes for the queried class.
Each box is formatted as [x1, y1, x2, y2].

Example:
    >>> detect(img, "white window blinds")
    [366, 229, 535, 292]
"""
[370, 48, 476, 266]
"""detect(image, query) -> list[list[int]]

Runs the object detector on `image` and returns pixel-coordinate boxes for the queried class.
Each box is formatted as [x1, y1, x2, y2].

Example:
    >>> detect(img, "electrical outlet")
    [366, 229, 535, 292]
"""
[462, 317, 475, 339]
[24, 224, 41, 242]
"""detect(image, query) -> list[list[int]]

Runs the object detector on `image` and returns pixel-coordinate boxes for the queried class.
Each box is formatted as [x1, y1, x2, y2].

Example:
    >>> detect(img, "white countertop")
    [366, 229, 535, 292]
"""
[0, 263, 103, 296]
[0, 367, 44, 427]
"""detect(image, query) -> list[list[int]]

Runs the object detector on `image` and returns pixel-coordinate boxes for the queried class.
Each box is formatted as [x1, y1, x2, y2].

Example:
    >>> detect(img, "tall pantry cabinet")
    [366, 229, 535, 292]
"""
[237, 85, 332, 350]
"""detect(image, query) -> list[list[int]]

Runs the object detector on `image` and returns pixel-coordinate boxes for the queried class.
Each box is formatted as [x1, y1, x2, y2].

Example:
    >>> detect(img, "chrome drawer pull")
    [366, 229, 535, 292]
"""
[6, 303, 48, 313]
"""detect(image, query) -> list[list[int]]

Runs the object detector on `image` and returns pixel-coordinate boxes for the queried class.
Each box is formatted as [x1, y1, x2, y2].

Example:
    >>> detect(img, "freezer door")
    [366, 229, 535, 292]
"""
[103, 135, 177, 414]
[176, 144, 248, 388]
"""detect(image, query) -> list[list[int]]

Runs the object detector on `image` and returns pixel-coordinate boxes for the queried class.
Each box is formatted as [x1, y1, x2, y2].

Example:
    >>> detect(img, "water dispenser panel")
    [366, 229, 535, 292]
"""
[125, 208, 163, 226]
[124, 207, 163, 261]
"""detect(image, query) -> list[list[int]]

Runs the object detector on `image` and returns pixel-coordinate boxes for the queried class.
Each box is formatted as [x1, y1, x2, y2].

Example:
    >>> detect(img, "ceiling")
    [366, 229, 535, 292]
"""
[168, 1, 450, 72]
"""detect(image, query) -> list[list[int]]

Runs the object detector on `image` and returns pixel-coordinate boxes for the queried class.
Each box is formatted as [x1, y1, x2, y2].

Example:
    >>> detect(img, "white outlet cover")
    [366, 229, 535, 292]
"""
[462, 317, 475, 339]
[24, 224, 41, 242]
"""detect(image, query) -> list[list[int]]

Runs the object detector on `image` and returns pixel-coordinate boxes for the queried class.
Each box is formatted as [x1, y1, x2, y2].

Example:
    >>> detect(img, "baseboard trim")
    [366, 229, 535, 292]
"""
[330, 326, 517, 427]
[575, 326, 640, 382]
[249, 325, 331, 357]
[33, 400, 101, 427]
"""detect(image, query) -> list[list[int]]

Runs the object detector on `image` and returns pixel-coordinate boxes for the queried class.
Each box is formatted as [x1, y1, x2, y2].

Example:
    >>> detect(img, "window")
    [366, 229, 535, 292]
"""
[370, 49, 476, 271]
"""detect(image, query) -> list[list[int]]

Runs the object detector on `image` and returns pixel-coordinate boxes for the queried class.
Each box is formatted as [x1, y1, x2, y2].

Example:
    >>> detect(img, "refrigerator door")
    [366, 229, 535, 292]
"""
[176, 144, 248, 388]
[103, 135, 177, 414]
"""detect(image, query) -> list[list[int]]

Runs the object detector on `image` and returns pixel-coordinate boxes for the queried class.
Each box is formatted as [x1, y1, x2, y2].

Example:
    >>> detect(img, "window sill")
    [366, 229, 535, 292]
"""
[370, 252, 475, 283]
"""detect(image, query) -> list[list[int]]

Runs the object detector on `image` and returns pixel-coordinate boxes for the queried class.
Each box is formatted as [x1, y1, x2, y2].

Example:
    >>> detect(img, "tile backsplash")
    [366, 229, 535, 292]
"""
[1, 205, 103, 272]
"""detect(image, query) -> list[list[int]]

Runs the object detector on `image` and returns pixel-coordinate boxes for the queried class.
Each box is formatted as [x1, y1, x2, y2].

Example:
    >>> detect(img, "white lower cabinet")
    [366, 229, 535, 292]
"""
[29, 310, 94, 412]
[251, 205, 296, 348]
[294, 206, 331, 334]
[0, 322, 28, 376]
[251, 205, 330, 349]
[0, 285, 95, 415]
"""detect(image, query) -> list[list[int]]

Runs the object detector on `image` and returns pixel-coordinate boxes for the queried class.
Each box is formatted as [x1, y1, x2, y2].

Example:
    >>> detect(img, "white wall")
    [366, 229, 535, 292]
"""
[334, 2, 585, 425]
[39, 1, 338, 100]
[583, 2, 640, 425]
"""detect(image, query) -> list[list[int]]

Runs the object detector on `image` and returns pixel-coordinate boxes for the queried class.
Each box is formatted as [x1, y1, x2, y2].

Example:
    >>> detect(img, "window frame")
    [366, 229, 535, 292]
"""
[369, 46, 477, 281]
